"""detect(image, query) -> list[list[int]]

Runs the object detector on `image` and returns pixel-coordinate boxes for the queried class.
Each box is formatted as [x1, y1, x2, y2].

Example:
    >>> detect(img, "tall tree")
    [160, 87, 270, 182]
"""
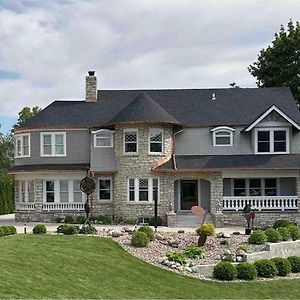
[16, 106, 41, 127]
[0, 130, 13, 172]
[248, 20, 300, 105]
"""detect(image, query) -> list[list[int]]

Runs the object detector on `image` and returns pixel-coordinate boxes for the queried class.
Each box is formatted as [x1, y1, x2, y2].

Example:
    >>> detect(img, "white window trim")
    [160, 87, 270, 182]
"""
[127, 178, 159, 203]
[92, 129, 114, 148]
[18, 180, 34, 202]
[254, 127, 289, 154]
[245, 105, 300, 131]
[210, 126, 235, 147]
[15, 133, 31, 158]
[148, 128, 164, 155]
[98, 177, 113, 202]
[123, 128, 138, 155]
[40, 132, 67, 157]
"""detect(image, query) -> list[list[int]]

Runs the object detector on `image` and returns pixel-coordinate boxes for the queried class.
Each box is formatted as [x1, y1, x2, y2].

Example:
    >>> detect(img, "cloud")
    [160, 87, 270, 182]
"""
[0, 0, 299, 118]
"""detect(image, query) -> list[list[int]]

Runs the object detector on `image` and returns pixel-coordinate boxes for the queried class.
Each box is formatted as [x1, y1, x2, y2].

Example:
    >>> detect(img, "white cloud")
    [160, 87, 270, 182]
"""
[0, 0, 300, 117]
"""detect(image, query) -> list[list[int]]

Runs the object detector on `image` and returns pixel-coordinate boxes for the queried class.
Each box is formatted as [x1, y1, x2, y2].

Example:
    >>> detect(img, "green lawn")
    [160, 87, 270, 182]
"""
[0, 235, 300, 299]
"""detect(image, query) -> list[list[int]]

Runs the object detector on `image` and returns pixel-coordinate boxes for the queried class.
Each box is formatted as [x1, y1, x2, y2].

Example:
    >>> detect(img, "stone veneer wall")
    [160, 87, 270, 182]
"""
[113, 124, 173, 223]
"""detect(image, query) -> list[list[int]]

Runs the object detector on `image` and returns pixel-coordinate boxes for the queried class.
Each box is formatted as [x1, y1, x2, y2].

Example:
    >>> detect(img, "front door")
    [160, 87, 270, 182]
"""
[180, 180, 198, 210]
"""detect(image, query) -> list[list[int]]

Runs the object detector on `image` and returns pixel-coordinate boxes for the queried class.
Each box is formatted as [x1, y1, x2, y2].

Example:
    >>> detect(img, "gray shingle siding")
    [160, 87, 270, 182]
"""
[90, 146, 117, 172]
[14, 129, 90, 166]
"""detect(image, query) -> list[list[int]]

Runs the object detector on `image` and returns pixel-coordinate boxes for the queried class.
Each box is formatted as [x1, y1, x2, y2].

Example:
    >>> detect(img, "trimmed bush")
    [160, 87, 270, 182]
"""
[277, 227, 291, 241]
[196, 223, 215, 236]
[148, 216, 162, 227]
[0, 227, 4, 237]
[213, 262, 237, 281]
[254, 259, 278, 278]
[287, 256, 300, 273]
[137, 226, 155, 241]
[248, 230, 267, 244]
[166, 252, 186, 265]
[57, 225, 79, 235]
[0, 226, 16, 236]
[131, 231, 149, 247]
[183, 246, 206, 259]
[236, 262, 257, 280]
[79, 226, 97, 235]
[273, 219, 293, 229]
[32, 224, 47, 234]
[76, 216, 86, 224]
[57, 224, 67, 234]
[288, 225, 300, 240]
[64, 215, 74, 224]
[271, 257, 291, 276]
[264, 228, 282, 243]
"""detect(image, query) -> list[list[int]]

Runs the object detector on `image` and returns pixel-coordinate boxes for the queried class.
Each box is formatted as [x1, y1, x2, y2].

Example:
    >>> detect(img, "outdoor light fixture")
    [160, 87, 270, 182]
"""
[24, 224, 27, 234]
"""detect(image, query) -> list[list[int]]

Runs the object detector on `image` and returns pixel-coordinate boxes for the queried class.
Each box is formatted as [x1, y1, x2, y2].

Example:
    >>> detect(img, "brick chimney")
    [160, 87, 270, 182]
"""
[85, 71, 97, 102]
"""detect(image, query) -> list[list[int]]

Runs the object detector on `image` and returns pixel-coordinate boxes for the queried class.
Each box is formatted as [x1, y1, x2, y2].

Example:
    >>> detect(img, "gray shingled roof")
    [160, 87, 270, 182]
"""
[18, 87, 300, 129]
[154, 154, 300, 171]
[106, 92, 180, 126]
[9, 164, 90, 173]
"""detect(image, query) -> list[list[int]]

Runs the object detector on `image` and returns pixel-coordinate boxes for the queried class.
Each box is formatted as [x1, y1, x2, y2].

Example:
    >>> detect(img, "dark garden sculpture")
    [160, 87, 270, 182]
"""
[243, 204, 255, 235]
[80, 169, 96, 226]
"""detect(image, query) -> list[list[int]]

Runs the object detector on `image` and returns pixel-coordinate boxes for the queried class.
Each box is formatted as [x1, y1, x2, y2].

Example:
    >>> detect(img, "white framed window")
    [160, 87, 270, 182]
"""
[93, 130, 113, 148]
[60, 180, 69, 203]
[73, 180, 84, 203]
[210, 126, 235, 147]
[127, 178, 159, 202]
[149, 128, 163, 154]
[45, 180, 55, 203]
[99, 177, 112, 201]
[124, 129, 138, 154]
[40, 132, 66, 157]
[254, 128, 289, 154]
[18, 180, 35, 202]
[15, 134, 30, 158]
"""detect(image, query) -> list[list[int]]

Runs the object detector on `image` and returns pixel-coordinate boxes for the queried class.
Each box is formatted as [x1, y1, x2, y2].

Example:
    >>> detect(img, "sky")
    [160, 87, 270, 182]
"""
[0, 0, 300, 134]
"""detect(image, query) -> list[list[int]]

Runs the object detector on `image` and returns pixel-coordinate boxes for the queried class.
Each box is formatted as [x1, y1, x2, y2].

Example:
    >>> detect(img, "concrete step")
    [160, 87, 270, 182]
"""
[175, 213, 212, 228]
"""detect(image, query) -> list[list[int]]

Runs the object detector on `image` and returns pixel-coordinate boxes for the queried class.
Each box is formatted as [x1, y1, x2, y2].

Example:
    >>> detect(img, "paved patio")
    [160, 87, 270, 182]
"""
[0, 213, 244, 234]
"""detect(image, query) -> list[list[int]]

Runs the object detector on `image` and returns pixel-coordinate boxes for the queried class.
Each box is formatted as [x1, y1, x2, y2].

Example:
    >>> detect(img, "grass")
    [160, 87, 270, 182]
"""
[0, 235, 300, 299]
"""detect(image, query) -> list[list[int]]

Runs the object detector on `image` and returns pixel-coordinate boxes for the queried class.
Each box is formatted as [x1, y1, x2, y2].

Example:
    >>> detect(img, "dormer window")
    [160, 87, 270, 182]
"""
[210, 126, 235, 147]
[93, 129, 113, 148]
[255, 128, 289, 154]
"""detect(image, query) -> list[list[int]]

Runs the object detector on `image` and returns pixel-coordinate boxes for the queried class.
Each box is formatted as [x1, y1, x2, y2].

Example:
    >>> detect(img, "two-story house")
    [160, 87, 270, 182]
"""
[11, 71, 300, 227]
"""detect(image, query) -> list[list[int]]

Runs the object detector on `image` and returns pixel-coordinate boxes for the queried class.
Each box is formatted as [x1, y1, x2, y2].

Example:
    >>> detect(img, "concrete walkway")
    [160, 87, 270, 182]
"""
[0, 214, 244, 234]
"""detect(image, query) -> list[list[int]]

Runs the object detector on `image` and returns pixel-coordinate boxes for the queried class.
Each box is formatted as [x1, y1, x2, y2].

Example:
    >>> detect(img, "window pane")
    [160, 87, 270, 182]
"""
[55, 134, 64, 145]
[258, 142, 270, 152]
[234, 179, 246, 196]
[46, 181, 55, 203]
[43, 145, 51, 155]
[215, 131, 230, 136]
[28, 181, 34, 202]
[265, 178, 277, 196]
[55, 145, 64, 155]
[100, 180, 110, 190]
[17, 139, 22, 156]
[46, 181, 54, 191]
[249, 179, 261, 196]
[100, 190, 110, 200]
[258, 131, 270, 141]
[150, 131, 162, 142]
[274, 130, 286, 141]
[139, 179, 148, 201]
[274, 141, 286, 152]
[125, 143, 137, 153]
[150, 143, 162, 153]
[96, 137, 111, 147]
[129, 179, 135, 201]
[43, 135, 51, 145]
[23, 135, 29, 146]
[74, 180, 82, 202]
[99, 179, 111, 200]
[216, 136, 231, 145]
[23, 145, 29, 156]
[125, 132, 137, 142]
[274, 130, 286, 152]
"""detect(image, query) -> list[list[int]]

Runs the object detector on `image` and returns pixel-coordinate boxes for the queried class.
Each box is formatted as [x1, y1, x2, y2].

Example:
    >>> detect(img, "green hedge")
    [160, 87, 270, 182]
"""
[0, 174, 14, 215]
[0, 225, 17, 237]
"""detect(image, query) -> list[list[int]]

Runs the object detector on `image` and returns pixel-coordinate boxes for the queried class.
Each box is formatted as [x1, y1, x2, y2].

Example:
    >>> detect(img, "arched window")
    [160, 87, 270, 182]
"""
[210, 126, 235, 147]
[93, 129, 114, 148]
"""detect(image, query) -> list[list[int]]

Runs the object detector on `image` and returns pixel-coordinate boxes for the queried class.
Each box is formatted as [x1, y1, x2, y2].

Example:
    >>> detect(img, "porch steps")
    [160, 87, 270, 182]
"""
[175, 212, 212, 228]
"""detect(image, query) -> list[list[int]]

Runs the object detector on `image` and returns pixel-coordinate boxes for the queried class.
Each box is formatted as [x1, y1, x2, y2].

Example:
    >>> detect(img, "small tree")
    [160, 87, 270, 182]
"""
[15, 106, 41, 127]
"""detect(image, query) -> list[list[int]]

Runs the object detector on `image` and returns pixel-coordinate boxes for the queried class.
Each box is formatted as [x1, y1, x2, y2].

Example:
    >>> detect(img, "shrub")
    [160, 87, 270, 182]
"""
[32, 224, 47, 234]
[64, 215, 74, 224]
[0, 227, 4, 237]
[264, 228, 282, 243]
[213, 262, 237, 281]
[148, 216, 163, 226]
[271, 257, 291, 276]
[236, 245, 248, 253]
[236, 262, 257, 280]
[248, 230, 267, 244]
[196, 223, 215, 236]
[287, 256, 300, 273]
[57, 224, 67, 234]
[273, 219, 293, 229]
[0, 226, 16, 236]
[79, 226, 97, 235]
[288, 225, 300, 240]
[137, 226, 155, 241]
[166, 252, 187, 265]
[254, 259, 278, 278]
[277, 227, 291, 241]
[57, 225, 79, 235]
[75, 215, 86, 224]
[183, 246, 206, 259]
[55, 217, 64, 223]
[131, 231, 149, 247]
[6, 226, 16, 235]
[96, 215, 112, 225]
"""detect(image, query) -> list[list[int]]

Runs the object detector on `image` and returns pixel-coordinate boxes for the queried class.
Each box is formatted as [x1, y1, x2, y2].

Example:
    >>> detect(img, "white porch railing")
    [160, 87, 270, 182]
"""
[15, 203, 36, 211]
[42, 203, 85, 211]
[223, 196, 298, 211]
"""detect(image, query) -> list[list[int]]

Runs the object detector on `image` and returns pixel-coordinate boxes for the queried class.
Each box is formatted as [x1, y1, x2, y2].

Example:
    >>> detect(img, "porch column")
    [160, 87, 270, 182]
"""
[34, 179, 43, 216]
[296, 174, 300, 211]
[209, 173, 224, 227]
[162, 174, 176, 226]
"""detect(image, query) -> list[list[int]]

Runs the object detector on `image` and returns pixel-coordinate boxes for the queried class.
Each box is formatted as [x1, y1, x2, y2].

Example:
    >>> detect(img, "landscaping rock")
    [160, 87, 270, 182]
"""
[168, 239, 179, 248]
[111, 230, 122, 237]
[159, 240, 169, 246]
[178, 230, 185, 234]
[216, 232, 225, 238]
[156, 233, 165, 241]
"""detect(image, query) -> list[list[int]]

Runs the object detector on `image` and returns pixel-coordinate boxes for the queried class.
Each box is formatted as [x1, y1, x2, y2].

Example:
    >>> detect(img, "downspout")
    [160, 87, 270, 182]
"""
[172, 129, 184, 170]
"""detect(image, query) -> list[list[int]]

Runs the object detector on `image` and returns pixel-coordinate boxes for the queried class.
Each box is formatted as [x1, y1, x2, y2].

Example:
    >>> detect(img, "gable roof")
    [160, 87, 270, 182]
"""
[106, 92, 181, 126]
[17, 87, 300, 130]
[245, 105, 300, 131]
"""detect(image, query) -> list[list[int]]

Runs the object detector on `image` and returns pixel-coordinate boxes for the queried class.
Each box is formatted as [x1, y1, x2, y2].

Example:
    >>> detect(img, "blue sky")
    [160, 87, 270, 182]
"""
[0, 0, 300, 134]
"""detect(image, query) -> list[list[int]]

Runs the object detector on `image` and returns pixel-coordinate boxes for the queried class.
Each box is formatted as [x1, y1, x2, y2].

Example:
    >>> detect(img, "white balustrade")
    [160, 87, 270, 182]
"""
[223, 196, 298, 211]
[15, 203, 36, 211]
[42, 203, 85, 211]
